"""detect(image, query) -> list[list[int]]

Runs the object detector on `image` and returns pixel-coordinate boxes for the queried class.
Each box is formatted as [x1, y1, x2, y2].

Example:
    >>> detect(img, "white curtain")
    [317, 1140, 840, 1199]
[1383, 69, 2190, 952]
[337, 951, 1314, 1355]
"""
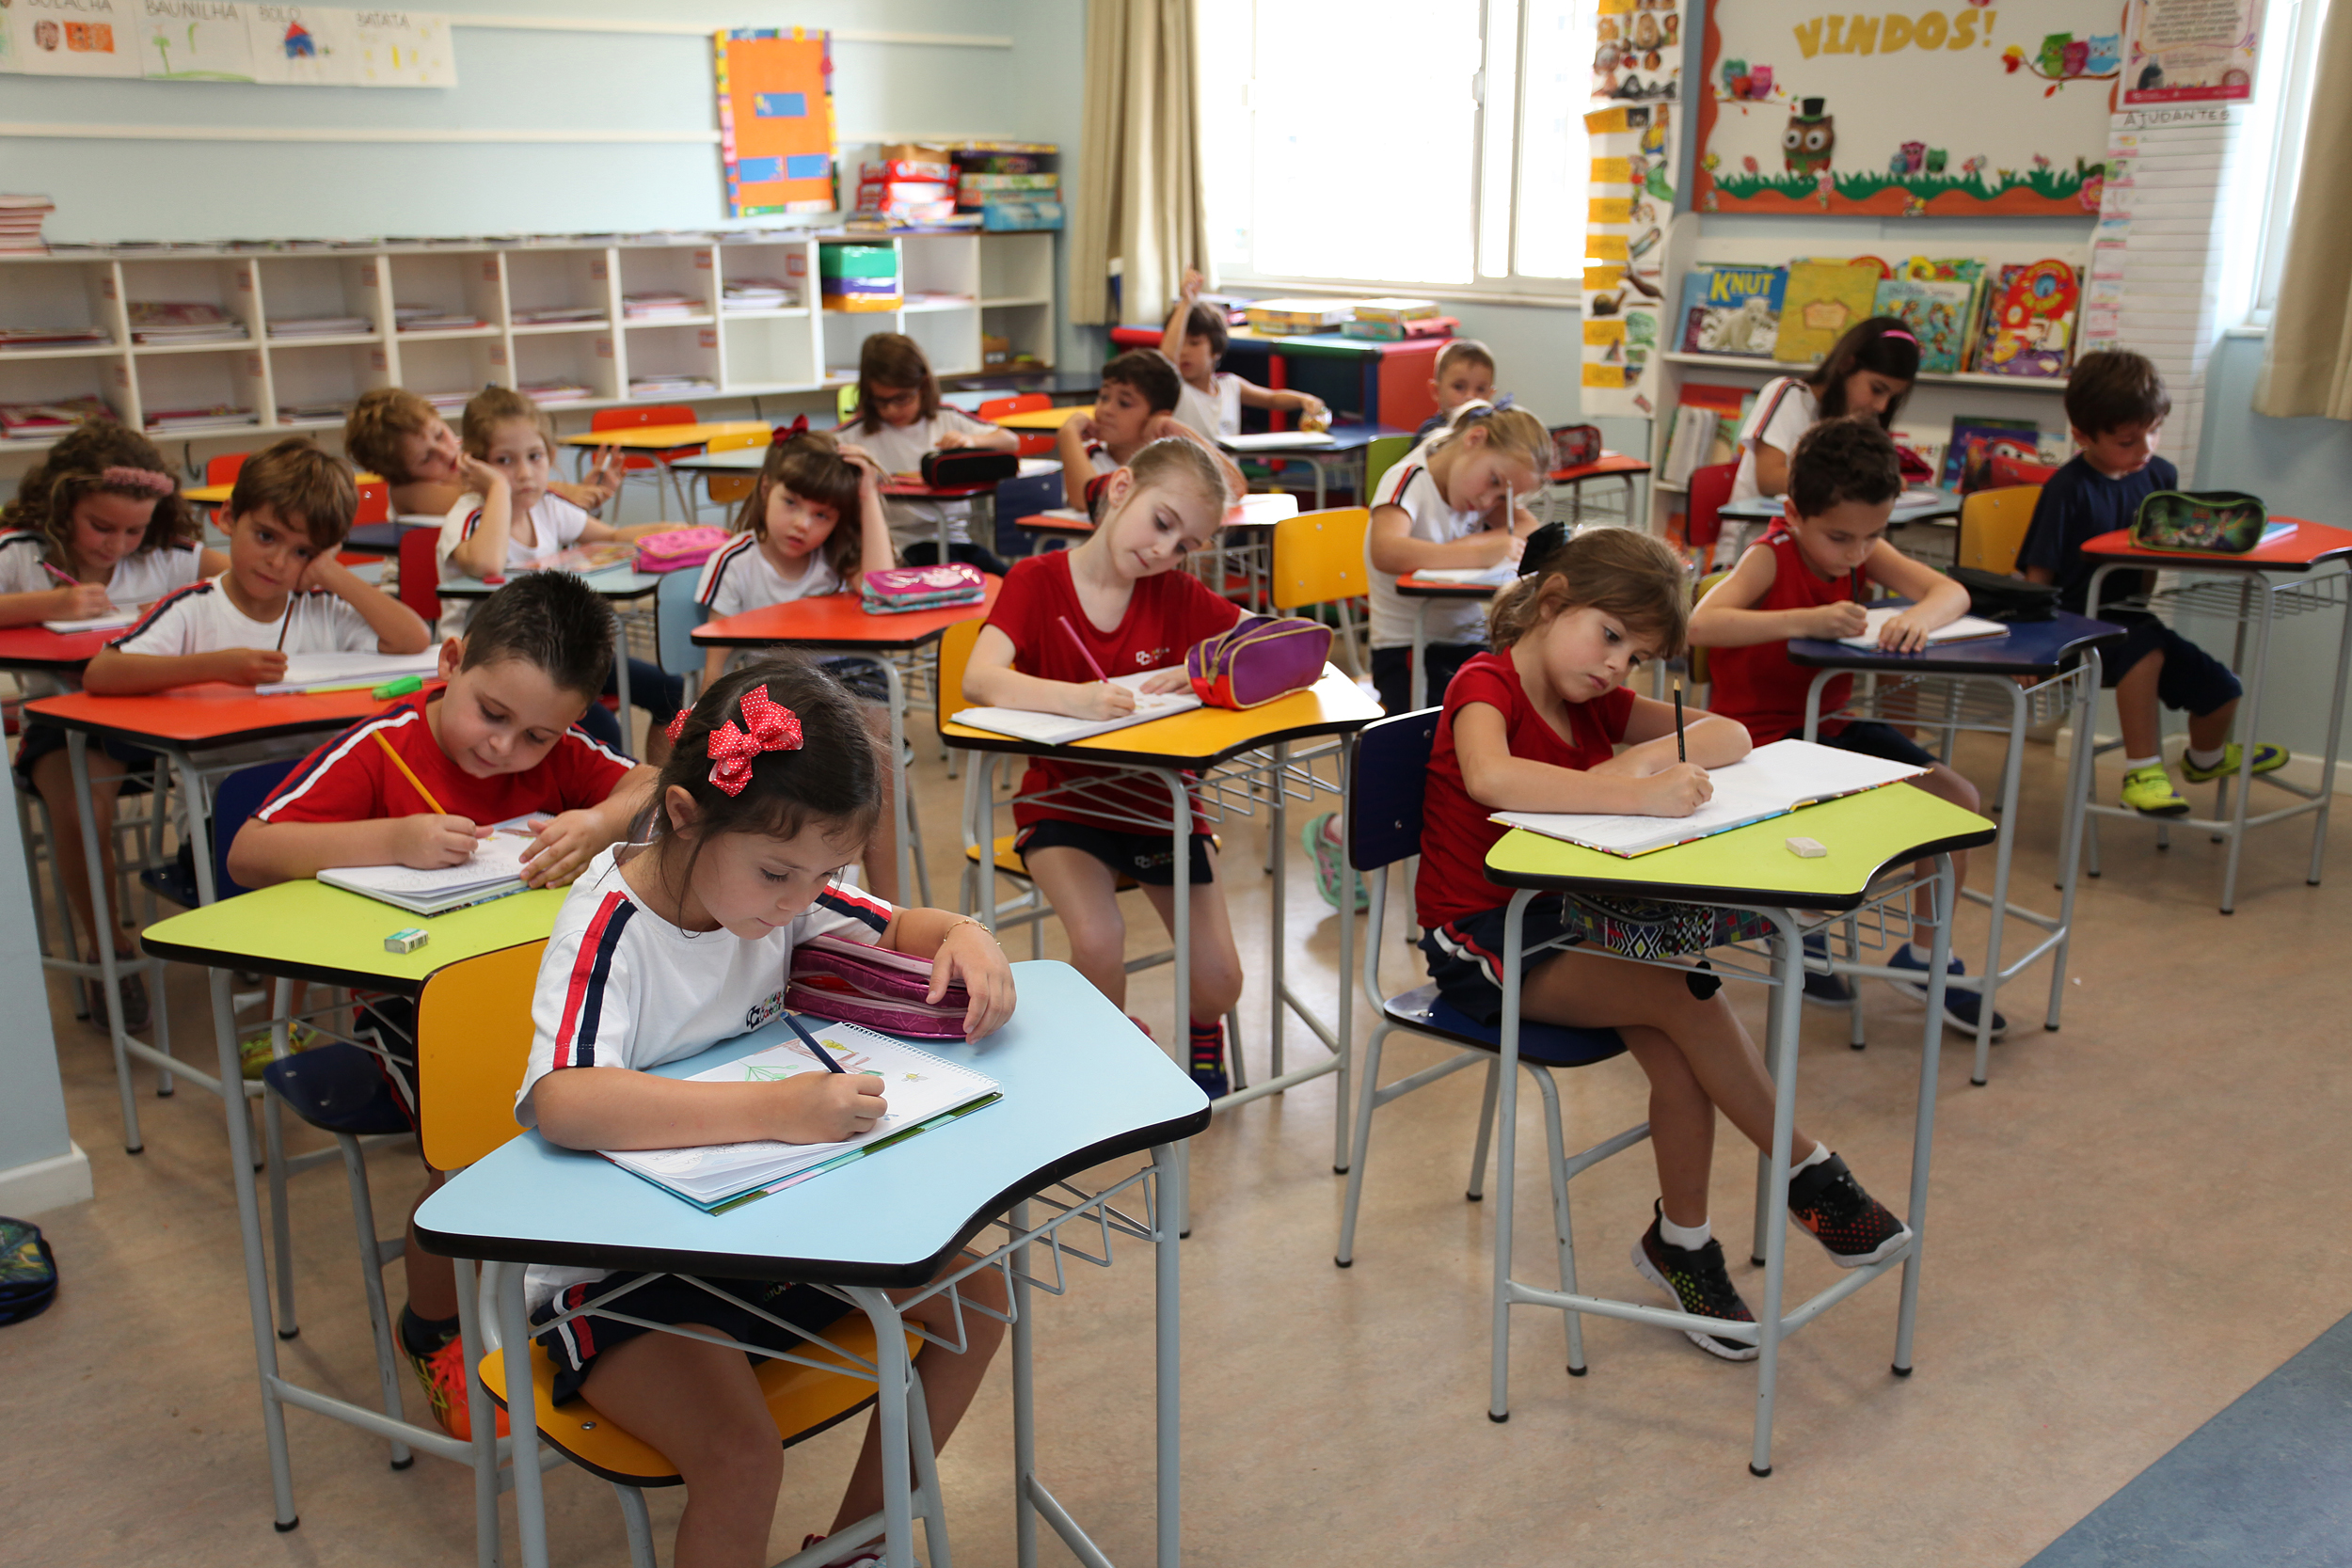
[2256, 0, 2352, 417]
[1068, 0, 1209, 326]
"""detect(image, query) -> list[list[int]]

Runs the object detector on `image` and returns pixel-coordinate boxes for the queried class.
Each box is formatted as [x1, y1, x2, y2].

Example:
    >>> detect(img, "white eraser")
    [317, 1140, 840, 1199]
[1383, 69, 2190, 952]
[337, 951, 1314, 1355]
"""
[1785, 836, 1827, 859]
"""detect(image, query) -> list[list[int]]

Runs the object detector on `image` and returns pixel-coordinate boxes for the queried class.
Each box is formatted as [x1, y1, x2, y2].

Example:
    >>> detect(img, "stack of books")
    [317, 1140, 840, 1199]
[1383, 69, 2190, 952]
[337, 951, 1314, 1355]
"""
[1244, 298, 1355, 336]
[520, 379, 595, 405]
[268, 314, 373, 339]
[393, 304, 488, 333]
[721, 277, 798, 311]
[1674, 255, 2082, 379]
[0, 395, 116, 438]
[1343, 298, 1449, 341]
[820, 242, 900, 312]
[622, 291, 700, 321]
[277, 399, 355, 423]
[511, 304, 606, 325]
[421, 389, 472, 415]
[629, 373, 716, 398]
[145, 404, 259, 434]
[128, 301, 246, 345]
[0, 325, 110, 351]
[950, 143, 1063, 231]
[0, 196, 54, 256]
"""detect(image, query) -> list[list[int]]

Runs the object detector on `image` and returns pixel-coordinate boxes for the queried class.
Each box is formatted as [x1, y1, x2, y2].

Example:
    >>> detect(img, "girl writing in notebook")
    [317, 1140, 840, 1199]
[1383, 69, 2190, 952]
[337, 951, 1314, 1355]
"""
[520, 658, 1012, 1568]
[694, 423, 907, 900]
[1415, 526, 1910, 1362]
[961, 438, 1248, 1096]
[0, 424, 226, 1031]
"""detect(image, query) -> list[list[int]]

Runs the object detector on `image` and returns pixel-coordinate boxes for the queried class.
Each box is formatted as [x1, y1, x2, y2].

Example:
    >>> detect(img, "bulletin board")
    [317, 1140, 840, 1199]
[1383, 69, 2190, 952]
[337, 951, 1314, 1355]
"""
[1581, 0, 1688, 419]
[1694, 2, 2123, 216]
[715, 28, 837, 218]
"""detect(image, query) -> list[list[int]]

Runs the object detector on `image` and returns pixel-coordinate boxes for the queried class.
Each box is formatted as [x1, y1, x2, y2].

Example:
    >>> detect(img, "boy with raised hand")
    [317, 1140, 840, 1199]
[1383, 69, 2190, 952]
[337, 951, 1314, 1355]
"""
[1158, 267, 1329, 439]
[226, 569, 656, 1439]
[2017, 349, 2284, 816]
[1057, 348, 1246, 514]
[1691, 417, 2004, 1036]
[84, 437, 430, 695]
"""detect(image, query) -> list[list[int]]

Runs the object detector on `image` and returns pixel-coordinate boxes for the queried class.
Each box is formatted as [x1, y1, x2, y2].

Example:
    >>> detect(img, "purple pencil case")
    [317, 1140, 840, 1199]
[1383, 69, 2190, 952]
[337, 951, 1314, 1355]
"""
[785, 934, 969, 1040]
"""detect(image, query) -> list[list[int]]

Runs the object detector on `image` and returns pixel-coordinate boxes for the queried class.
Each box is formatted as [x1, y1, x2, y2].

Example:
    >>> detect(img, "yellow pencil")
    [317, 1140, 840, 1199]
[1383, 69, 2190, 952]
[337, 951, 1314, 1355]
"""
[373, 730, 449, 816]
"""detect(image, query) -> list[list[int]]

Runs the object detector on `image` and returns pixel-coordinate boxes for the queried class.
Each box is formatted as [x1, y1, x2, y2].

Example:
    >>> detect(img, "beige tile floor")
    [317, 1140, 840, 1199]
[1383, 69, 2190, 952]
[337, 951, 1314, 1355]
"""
[8, 727, 2348, 1568]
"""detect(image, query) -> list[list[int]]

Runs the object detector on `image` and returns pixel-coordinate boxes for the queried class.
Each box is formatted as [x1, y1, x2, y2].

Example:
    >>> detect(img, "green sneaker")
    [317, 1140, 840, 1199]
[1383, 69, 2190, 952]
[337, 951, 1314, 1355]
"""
[2179, 742, 2289, 784]
[239, 1022, 321, 1081]
[2119, 764, 2191, 817]
[1300, 811, 1368, 911]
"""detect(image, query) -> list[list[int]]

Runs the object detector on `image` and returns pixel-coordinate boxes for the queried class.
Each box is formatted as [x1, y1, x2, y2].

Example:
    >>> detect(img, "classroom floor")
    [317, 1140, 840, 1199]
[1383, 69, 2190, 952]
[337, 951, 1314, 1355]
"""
[8, 723, 2349, 1568]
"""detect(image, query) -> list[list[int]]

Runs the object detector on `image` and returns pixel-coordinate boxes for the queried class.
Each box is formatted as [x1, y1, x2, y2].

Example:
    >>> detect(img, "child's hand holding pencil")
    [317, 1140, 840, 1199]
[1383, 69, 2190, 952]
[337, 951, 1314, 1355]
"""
[1058, 615, 1136, 720]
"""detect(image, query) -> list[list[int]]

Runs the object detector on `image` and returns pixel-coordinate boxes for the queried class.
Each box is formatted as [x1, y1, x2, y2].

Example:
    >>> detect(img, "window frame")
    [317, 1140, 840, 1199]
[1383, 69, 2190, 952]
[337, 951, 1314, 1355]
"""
[2248, 0, 2331, 326]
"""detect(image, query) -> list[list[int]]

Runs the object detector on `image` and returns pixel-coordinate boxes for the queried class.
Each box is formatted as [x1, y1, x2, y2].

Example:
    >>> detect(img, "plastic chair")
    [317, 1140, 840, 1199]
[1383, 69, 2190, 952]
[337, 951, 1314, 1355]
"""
[694, 428, 771, 522]
[413, 944, 944, 1568]
[591, 404, 698, 523]
[1361, 435, 1415, 506]
[655, 567, 711, 706]
[980, 392, 1056, 458]
[1957, 484, 2042, 575]
[397, 526, 443, 631]
[993, 470, 1064, 557]
[1686, 568, 1732, 700]
[1685, 461, 1738, 573]
[205, 451, 249, 487]
[355, 479, 390, 528]
[1335, 711, 1649, 1381]
[1269, 506, 1370, 679]
[836, 384, 861, 424]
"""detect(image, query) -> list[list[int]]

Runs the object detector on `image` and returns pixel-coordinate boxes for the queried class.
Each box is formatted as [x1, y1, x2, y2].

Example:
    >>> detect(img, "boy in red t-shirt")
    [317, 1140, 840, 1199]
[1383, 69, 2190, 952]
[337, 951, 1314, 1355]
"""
[964, 438, 1246, 1093]
[1690, 417, 1998, 1034]
[226, 570, 656, 1441]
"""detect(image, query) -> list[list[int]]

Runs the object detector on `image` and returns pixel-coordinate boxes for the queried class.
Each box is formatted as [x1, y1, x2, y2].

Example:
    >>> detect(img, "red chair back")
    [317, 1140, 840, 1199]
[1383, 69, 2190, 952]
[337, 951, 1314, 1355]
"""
[355, 479, 389, 527]
[398, 525, 441, 626]
[1988, 452, 2059, 490]
[592, 404, 699, 471]
[1685, 462, 1739, 566]
[977, 393, 1049, 420]
[206, 452, 249, 487]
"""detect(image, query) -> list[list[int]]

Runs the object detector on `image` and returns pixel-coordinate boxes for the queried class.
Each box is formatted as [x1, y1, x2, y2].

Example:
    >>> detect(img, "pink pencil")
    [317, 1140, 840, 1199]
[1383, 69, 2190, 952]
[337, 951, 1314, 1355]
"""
[1058, 615, 1108, 682]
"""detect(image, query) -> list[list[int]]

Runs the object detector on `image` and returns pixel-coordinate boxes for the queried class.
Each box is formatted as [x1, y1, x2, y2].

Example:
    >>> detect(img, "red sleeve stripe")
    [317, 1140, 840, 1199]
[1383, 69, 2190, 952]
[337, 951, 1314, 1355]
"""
[1375, 464, 1422, 510]
[106, 578, 213, 649]
[814, 882, 892, 934]
[695, 534, 756, 609]
[458, 506, 484, 541]
[253, 705, 425, 822]
[558, 724, 632, 772]
[551, 892, 635, 1069]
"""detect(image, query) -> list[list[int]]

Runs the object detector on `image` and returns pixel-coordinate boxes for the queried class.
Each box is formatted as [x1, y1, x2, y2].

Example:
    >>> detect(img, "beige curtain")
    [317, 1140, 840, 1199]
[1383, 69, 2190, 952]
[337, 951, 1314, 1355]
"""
[1068, 0, 1209, 326]
[2256, 0, 2352, 417]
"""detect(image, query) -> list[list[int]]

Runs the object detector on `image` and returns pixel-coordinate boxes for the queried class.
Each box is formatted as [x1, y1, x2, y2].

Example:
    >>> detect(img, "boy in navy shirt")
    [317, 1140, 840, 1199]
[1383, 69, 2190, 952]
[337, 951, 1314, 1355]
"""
[2019, 350, 2283, 816]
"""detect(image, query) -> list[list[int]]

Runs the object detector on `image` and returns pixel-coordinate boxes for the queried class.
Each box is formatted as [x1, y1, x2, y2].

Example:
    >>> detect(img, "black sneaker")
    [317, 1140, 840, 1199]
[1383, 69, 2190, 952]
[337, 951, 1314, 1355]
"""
[1801, 933, 1852, 1008]
[1630, 1203, 1758, 1362]
[1786, 1152, 1910, 1268]
[1886, 946, 2008, 1037]
[1187, 1020, 1230, 1101]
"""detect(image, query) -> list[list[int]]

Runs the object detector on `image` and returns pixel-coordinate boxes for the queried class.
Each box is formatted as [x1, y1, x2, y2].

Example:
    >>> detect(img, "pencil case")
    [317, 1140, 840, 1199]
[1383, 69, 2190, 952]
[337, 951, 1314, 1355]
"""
[632, 525, 729, 574]
[786, 934, 969, 1040]
[1559, 892, 1771, 963]
[861, 562, 987, 614]
[1185, 614, 1330, 709]
[919, 449, 1018, 488]
[2130, 490, 2268, 555]
[1549, 422, 1603, 470]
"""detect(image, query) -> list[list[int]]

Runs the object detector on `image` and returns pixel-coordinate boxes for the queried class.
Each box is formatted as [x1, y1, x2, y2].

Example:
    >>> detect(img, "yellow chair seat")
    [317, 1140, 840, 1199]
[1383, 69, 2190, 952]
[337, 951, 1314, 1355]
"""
[480, 1315, 918, 1486]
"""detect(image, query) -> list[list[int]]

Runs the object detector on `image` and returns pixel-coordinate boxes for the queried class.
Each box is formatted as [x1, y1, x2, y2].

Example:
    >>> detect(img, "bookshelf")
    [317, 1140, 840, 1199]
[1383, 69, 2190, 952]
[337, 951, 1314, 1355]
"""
[0, 229, 1059, 454]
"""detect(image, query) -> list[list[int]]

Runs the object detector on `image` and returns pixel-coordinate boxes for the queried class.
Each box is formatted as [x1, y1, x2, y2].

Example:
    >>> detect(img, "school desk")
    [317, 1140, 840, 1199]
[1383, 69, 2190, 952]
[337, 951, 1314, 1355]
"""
[941, 366, 1100, 401]
[559, 421, 771, 519]
[991, 403, 1092, 431]
[1395, 570, 1506, 709]
[437, 562, 662, 754]
[1108, 324, 1446, 431]
[142, 882, 567, 1557]
[1716, 488, 1963, 527]
[941, 668, 1381, 1174]
[1218, 422, 1413, 512]
[2080, 518, 2352, 912]
[1547, 451, 1651, 524]
[0, 624, 120, 676]
[1483, 784, 1997, 1473]
[28, 684, 389, 1148]
[1788, 608, 2127, 1084]
[694, 578, 1006, 907]
[415, 959, 1208, 1568]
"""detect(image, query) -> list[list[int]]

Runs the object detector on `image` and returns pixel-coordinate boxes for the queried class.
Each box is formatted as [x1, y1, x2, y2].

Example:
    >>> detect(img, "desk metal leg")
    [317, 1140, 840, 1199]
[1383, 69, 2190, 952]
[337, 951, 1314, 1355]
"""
[1267, 744, 1287, 1087]
[1973, 683, 2027, 1086]
[498, 1265, 552, 1568]
[1409, 601, 1429, 712]
[845, 1287, 919, 1568]
[1749, 913, 1803, 1476]
[613, 641, 635, 759]
[2311, 584, 2352, 887]
[879, 659, 920, 905]
[1488, 890, 1534, 1421]
[1892, 855, 1955, 1378]
[69, 731, 143, 1150]
[1153, 1142, 1183, 1568]
[1010, 1196, 1038, 1568]
[2048, 657, 2102, 1032]
[2220, 583, 2277, 913]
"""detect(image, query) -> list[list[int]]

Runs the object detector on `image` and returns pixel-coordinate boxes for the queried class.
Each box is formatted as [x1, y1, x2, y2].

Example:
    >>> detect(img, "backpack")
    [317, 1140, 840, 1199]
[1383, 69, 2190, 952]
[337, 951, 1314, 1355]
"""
[1947, 566, 2058, 623]
[0, 1216, 58, 1325]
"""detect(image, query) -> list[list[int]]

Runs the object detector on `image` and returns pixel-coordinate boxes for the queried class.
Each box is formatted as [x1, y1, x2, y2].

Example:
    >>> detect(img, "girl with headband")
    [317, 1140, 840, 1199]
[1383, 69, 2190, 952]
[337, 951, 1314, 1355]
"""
[1723, 315, 1921, 561]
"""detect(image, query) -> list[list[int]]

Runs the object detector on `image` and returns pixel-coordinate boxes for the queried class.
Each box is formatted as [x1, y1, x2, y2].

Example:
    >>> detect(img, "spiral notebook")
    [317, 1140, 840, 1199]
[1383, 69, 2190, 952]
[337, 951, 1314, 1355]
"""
[951, 669, 1200, 745]
[602, 1022, 1002, 1212]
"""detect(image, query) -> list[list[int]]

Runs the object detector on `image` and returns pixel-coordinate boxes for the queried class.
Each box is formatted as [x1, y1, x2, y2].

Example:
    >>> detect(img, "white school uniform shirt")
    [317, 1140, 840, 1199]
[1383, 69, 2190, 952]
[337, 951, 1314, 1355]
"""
[1366, 441, 1494, 651]
[0, 531, 204, 694]
[1173, 372, 1245, 440]
[844, 409, 999, 556]
[108, 575, 381, 658]
[514, 845, 897, 1312]
[693, 532, 845, 674]
[1724, 377, 1817, 560]
[436, 491, 594, 637]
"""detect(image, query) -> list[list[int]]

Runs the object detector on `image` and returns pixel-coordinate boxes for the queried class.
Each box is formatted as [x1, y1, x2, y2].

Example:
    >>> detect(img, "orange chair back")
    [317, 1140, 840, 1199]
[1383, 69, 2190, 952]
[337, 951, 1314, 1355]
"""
[1958, 484, 2042, 575]
[398, 526, 440, 626]
[979, 393, 1057, 456]
[592, 404, 699, 471]
[356, 479, 389, 527]
[937, 618, 984, 718]
[416, 941, 548, 1172]
[205, 452, 249, 487]
[701, 428, 772, 511]
[1270, 507, 1369, 611]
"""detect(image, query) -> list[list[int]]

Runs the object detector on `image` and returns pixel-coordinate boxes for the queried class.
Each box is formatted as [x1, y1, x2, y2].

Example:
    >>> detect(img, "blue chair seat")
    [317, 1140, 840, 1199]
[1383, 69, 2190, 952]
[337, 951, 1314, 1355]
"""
[262, 1043, 415, 1138]
[1381, 983, 1626, 1070]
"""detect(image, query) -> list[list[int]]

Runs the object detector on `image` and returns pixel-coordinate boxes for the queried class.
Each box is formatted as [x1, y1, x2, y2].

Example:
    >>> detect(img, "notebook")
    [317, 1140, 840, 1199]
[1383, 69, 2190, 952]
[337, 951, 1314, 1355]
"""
[256, 650, 442, 695]
[43, 609, 136, 634]
[1410, 562, 1519, 587]
[951, 669, 1200, 745]
[317, 816, 542, 915]
[1491, 738, 1927, 858]
[604, 1022, 1003, 1212]
[1834, 608, 2009, 649]
[1220, 430, 1336, 451]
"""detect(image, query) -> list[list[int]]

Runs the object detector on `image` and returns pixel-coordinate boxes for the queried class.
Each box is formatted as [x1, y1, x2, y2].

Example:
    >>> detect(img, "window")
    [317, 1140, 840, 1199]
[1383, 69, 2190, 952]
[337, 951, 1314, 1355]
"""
[1199, 0, 1598, 297]
[2248, 0, 2332, 324]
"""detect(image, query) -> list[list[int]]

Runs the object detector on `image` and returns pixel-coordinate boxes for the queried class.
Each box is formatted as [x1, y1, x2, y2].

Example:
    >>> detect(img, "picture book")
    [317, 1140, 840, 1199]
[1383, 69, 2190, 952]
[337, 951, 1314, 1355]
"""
[1677, 264, 1786, 357]
[602, 1024, 1002, 1212]
[318, 816, 545, 916]
[1975, 260, 2079, 379]
[951, 669, 1200, 746]
[1942, 418, 2055, 494]
[1900, 256, 1987, 289]
[1775, 260, 1886, 364]
[1490, 739, 1926, 858]
[1871, 277, 1976, 375]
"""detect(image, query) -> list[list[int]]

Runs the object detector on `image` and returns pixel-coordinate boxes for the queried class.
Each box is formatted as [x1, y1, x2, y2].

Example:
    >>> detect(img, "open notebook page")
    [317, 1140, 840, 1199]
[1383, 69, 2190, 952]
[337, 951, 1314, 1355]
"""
[951, 669, 1200, 746]
[317, 816, 543, 902]
[1835, 607, 2009, 649]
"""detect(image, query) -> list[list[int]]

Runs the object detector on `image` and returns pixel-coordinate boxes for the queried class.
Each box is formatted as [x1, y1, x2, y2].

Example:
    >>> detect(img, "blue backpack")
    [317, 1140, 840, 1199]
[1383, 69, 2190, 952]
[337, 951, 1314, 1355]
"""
[0, 1217, 58, 1325]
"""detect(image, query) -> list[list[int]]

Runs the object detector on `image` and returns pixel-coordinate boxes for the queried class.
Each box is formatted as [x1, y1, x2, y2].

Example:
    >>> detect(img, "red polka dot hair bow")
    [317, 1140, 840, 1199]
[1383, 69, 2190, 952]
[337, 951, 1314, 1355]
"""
[680, 687, 803, 796]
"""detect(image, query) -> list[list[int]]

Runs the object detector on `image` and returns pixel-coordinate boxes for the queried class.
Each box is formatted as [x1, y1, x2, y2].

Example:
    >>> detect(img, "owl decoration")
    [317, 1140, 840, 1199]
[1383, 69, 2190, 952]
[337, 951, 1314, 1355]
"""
[1783, 97, 1835, 177]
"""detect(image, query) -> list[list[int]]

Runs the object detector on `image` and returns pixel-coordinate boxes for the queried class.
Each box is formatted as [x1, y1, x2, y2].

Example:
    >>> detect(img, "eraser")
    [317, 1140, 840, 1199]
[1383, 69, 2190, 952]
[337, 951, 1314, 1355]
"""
[372, 674, 424, 699]
[385, 927, 430, 955]
[1785, 836, 1827, 859]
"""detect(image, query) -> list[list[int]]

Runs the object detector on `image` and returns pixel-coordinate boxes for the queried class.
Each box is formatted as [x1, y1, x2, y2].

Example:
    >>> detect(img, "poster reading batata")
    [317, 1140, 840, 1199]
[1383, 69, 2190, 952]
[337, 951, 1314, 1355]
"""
[1695, 1, 2122, 217]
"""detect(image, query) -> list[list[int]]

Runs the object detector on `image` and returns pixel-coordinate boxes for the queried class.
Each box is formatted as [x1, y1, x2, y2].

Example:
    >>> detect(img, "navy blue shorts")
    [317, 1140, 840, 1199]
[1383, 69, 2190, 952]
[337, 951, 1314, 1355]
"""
[532, 1271, 855, 1406]
[1017, 818, 1215, 885]
[1420, 896, 1587, 1026]
[11, 721, 155, 789]
[2102, 613, 2241, 718]
[1821, 720, 1936, 768]
[1372, 641, 1482, 717]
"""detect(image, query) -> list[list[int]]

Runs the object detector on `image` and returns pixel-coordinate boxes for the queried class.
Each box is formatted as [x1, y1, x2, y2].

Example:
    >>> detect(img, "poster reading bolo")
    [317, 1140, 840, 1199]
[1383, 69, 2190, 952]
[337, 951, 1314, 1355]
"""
[1695, 1, 2120, 216]
[1582, 0, 1684, 417]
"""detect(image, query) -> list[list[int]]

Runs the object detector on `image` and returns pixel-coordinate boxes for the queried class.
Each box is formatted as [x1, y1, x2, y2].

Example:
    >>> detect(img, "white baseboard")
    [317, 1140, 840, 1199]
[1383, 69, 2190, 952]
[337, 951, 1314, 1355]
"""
[0, 1144, 92, 1217]
[2052, 728, 2352, 796]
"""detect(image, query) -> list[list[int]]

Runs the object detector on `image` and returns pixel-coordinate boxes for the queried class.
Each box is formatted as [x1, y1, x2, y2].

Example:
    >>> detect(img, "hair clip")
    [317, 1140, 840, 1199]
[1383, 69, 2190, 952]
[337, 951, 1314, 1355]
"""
[703, 686, 803, 796]
[663, 709, 691, 744]
[1877, 327, 1919, 345]
[772, 413, 811, 444]
[99, 467, 177, 497]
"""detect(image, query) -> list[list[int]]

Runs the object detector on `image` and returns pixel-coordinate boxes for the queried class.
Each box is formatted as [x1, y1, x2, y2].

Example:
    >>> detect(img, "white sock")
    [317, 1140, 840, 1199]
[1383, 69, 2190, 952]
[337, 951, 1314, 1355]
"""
[1659, 1212, 1711, 1251]
[2186, 745, 2225, 769]
[2124, 753, 2162, 772]
[1793, 1142, 1833, 1174]
[1908, 939, 1933, 963]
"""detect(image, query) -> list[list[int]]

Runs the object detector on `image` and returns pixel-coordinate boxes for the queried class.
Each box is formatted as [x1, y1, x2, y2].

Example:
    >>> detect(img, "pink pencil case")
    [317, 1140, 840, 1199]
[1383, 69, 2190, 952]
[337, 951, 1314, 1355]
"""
[785, 934, 969, 1039]
[861, 562, 987, 614]
[634, 525, 730, 573]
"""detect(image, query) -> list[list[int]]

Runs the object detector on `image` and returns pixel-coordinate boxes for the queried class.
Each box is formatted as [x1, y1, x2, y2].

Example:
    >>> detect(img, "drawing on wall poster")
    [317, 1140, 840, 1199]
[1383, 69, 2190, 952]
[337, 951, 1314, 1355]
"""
[137, 0, 261, 82]
[1695, 1, 2121, 216]
[715, 28, 838, 218]
[4, 4, 454, 85]
[2122, 0, 2265, 103]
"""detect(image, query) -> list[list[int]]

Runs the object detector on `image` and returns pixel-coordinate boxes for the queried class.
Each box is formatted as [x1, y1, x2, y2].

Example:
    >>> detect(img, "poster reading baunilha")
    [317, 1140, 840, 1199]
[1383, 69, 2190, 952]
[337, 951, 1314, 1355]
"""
[1696, 1, 2121, 217]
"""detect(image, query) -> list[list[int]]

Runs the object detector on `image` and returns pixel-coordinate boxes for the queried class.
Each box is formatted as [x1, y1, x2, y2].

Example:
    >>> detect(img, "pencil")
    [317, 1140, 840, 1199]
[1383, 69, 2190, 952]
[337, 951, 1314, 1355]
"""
[786, 1013, 847, 1073]
[1674, 679, 1686, 763]
[1057, 615, 1108, 682]
[275, 599, 293, 651]
[373, 730, 449, 816]
[42, 561, 77, 588]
